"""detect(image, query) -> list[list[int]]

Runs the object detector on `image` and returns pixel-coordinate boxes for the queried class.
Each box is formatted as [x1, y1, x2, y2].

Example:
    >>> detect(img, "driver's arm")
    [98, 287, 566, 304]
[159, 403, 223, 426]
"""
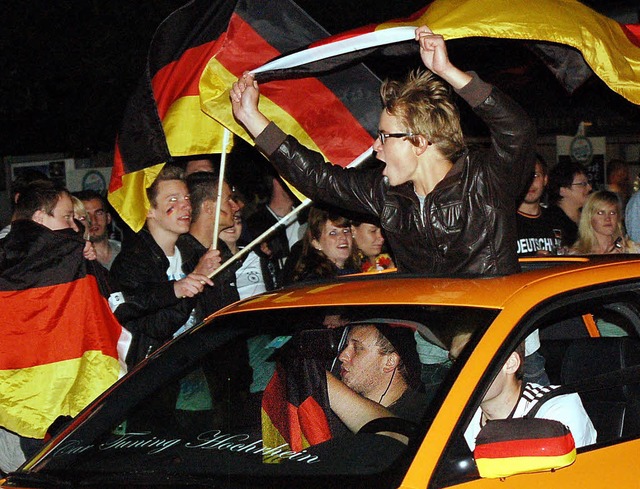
[326, 372, 395, 432]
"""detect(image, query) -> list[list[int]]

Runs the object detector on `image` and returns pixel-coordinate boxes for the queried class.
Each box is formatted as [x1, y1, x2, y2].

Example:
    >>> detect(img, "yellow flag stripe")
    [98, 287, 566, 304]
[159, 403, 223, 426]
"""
[107, 163, 164, 233]
[378, 0, 640, 104]
[476, 449, 577, 478]
[163, 95, 234, 156]
[0, 351, 120, 438]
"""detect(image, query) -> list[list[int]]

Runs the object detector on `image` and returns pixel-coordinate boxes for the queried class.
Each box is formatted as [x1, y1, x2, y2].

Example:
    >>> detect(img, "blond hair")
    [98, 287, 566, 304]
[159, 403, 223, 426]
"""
[572, 190, 624, 254]
[380, 69, 465, 160]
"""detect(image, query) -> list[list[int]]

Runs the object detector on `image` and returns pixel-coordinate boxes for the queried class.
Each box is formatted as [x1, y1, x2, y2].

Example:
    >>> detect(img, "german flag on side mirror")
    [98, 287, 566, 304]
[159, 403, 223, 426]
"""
[474, 417, 576, 479]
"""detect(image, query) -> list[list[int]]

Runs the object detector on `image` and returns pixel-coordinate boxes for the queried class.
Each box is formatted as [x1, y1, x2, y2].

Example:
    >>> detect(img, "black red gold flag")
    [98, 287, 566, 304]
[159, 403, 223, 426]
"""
[0, 220, 129, 438]
[109, 0, 238, 232]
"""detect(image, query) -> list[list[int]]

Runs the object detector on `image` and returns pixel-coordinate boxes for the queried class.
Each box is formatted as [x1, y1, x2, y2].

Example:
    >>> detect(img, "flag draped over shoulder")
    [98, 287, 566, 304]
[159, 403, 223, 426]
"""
[109, 0, 238, 232]
[251, 0, 640, 105]
[198, 0, 381, 175]
[0, 221, 130, 439]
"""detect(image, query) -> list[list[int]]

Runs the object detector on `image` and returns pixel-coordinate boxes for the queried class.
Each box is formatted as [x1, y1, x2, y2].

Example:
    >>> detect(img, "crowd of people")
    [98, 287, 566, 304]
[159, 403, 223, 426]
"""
[2, 24, 640, 472]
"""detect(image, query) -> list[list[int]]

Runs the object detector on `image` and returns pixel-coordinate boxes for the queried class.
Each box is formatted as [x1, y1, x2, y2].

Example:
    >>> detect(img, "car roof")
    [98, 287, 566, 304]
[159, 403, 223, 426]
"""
[215, 255, 640, 315]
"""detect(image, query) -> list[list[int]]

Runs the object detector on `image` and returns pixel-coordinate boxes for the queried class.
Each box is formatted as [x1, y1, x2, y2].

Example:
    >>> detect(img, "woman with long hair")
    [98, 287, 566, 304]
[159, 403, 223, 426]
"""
[570, 190, 640, 254]
[288, 206, 359, 284]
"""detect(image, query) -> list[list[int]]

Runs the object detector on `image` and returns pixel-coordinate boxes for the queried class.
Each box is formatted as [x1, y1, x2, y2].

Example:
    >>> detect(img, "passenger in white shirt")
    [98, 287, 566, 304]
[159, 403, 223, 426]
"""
[463, 342, 597, 450]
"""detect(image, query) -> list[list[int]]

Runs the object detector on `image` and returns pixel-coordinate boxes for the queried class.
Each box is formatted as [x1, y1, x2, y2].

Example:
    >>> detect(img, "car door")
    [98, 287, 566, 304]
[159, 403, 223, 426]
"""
[419, 282, 640, 489]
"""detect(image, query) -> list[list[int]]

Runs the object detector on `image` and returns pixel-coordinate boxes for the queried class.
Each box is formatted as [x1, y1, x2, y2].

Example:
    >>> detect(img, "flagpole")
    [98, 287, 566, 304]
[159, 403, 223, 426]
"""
[206, 198, 312, 279]
[205, 146, 372, 280]
[212, 127, 232, 249]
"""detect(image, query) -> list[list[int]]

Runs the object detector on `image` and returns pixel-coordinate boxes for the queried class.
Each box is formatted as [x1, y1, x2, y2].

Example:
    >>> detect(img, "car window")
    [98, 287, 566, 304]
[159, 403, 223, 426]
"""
[433, 287, 640, 489]
[31, 305, 498, 488]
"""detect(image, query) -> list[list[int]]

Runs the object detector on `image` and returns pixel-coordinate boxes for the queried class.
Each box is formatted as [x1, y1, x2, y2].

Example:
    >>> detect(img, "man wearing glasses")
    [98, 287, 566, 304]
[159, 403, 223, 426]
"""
[230, 26, 535, 275]
[547, 161, 592, 249]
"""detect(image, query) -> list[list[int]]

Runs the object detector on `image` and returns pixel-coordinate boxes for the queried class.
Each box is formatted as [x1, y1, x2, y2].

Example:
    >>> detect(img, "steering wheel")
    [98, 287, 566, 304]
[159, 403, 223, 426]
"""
[357, 416, 418, 438]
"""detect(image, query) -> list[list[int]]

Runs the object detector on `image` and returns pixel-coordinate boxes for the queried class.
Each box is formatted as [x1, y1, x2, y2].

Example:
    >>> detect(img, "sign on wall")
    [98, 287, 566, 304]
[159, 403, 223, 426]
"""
[556, 135, 606, 190]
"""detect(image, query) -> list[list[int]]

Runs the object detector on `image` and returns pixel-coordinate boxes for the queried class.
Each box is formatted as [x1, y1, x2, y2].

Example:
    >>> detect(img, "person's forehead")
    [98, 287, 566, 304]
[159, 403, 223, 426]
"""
[324, 221, 348, 233]
[534, 161, 545, 174]
[378, 110, 403, 131]
[157, 179, 187, 197]
[596, 202, 617, 211]
[53, 194, 73, 212]
[348, 324, 378, 342]
[186, 159, 214, 173]
[355, 222, 379, 232]
[573, 172, 588, 181]
[81, 198, 104, 211]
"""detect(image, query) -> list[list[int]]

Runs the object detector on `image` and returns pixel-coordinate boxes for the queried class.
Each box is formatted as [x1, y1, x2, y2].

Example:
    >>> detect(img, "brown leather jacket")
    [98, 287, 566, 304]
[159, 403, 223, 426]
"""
[255, 74, 536, 275]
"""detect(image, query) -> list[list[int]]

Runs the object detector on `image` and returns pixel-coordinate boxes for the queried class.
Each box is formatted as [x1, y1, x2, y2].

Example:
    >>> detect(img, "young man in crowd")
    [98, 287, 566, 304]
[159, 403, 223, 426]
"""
[245, 173, 307, 288]
[1, 171, 52, 239]
[327, 322, 427, 428]
[109, 165, 219, 368]
[230, 25, 535, 275]
[178, 170, 241, 315]
[547, 161, 592, 249]
[463, 343, 596, 450]
[1, 181, 96, 263]
[516, 155, 562, 256]
[75, 190, 121, 270]
[0, 181, 113, 471]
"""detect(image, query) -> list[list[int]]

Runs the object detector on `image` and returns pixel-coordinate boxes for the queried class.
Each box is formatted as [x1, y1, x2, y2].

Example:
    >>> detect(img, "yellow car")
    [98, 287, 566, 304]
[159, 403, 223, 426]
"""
[3, 255, 640, 488]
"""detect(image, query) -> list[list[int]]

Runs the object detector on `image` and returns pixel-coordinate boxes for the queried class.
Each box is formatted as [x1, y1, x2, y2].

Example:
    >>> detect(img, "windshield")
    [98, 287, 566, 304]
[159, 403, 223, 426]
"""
[28, 304, 498, 488]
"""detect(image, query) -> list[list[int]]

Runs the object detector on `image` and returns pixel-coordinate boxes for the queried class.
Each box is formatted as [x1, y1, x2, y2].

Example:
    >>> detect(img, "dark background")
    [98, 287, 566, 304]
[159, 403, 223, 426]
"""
[0, 0, 639, 158]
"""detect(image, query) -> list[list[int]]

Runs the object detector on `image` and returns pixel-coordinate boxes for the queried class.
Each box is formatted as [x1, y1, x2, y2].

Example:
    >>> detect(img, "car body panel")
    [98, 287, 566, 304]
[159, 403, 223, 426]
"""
[4, 255, 640, 488]
[415, 440, 640, 489]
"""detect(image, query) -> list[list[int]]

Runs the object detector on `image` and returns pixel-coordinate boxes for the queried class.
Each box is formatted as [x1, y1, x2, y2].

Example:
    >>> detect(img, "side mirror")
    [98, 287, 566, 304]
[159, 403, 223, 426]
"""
[474, 418, 576, 479]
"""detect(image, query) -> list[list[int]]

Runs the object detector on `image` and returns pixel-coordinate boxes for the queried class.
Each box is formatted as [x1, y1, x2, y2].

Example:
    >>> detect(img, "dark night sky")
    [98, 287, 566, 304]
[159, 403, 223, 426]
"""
[1, 0, 639, 159]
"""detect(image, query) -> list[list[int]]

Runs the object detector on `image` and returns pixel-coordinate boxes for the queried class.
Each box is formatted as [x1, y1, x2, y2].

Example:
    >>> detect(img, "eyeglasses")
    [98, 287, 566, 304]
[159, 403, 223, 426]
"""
[376, 131, 416, 145]
[571, 181, 590, 188]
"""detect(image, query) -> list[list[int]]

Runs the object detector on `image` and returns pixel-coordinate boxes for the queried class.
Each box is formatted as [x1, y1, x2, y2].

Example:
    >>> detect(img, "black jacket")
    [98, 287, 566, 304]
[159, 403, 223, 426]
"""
[110, 229, 198, 368]
[255, 73, 536, 275]
[176, 233, 240, 317]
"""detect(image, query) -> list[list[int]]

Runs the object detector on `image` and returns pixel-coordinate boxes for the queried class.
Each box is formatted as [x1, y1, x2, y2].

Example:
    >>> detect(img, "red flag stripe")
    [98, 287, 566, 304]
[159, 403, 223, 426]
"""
[474, 433, 575, 459]
[109, 141, 126, 193]
[152, 37, 226, 119]
[308, 5, 430, 49]
[217, 14, 372, 167]
[0, 276, 122, 369]
[623, 24, 640, 47]
[262, 368, 293, 440]
[298, 396, 332, 446]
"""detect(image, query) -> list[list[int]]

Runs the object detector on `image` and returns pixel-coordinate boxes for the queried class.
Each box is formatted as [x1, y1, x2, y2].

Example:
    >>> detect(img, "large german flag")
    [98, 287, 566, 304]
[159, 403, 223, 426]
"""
[249, 0, 640, 105]
[0, 221, 129, 439]
[109, 0, 238, 232]
[198, 0, 381, 172]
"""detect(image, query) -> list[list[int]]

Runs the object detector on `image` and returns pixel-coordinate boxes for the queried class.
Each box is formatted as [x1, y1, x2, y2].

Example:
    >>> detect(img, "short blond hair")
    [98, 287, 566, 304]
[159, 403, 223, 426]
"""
[380, 69, 465, 160]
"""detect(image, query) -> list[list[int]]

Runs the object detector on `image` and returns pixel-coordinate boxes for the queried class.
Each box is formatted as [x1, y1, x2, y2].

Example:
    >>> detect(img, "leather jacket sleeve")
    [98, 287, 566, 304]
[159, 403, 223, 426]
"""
[457, 72, 536, 200]
[256, 123, 388, 217]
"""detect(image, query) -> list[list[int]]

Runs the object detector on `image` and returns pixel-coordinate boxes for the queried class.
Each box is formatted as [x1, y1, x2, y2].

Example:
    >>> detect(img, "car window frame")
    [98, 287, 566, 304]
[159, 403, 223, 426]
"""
[430, 278, 640, 489]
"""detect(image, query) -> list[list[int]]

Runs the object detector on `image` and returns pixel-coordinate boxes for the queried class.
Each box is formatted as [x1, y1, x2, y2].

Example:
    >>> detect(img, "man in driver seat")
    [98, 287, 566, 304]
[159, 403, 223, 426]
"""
[326, 321, 428, 434]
